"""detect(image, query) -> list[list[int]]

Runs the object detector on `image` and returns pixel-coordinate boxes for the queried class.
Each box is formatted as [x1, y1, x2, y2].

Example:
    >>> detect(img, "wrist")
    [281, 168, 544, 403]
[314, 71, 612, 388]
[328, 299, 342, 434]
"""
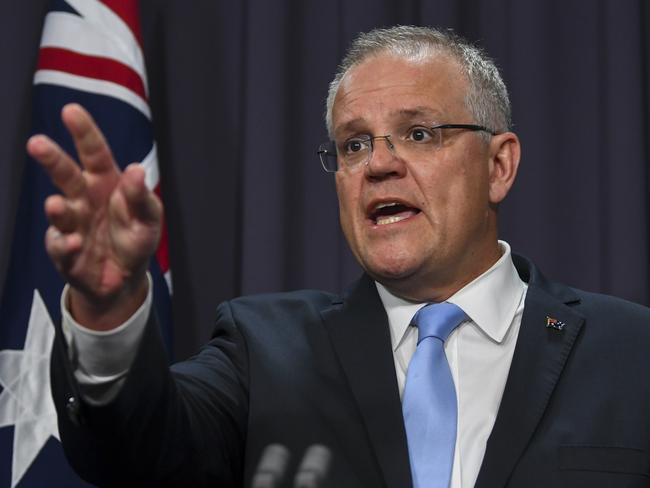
[68, 274, 149, 331]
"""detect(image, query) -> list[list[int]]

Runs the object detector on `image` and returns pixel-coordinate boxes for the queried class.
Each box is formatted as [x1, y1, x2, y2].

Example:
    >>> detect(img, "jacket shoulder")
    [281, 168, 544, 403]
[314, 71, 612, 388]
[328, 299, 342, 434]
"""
[570, 287, 650, 331]
[229, 288, 337, 312]
[515, 252, 650, 335]
[213, 289, 338, 333]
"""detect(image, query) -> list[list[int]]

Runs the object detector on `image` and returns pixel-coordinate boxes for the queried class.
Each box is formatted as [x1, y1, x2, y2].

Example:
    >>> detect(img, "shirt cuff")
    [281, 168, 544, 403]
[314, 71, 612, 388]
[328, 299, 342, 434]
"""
[60, 274, 153, 404]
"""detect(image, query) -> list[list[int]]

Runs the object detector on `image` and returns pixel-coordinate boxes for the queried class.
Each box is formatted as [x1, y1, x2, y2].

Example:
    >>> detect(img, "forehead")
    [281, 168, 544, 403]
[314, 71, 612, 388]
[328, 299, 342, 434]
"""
[332, 54, 469, 137]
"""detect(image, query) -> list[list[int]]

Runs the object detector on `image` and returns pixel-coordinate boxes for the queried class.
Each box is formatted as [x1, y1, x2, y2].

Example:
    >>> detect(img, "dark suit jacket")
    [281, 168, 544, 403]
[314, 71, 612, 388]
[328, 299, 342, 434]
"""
[51, 255, 650, 487]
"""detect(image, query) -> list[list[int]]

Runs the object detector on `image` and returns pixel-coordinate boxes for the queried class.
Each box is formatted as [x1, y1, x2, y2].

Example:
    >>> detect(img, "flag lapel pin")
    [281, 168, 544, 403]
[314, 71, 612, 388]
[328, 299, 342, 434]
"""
[546, 316, 566, 331]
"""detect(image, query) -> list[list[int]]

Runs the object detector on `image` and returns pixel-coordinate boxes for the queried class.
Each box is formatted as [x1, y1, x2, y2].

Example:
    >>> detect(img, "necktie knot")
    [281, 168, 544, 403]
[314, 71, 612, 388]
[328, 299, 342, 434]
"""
[413, 302, 467, 344]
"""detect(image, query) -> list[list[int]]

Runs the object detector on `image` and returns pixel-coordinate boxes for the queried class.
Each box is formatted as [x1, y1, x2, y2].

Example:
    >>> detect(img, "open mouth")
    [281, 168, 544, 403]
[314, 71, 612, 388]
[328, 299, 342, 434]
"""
[368, 202, 421, 226]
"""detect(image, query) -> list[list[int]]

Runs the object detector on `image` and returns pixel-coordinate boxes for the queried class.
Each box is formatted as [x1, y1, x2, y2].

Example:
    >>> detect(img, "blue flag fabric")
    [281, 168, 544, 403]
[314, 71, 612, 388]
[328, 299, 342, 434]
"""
[0, 1, 172, 486]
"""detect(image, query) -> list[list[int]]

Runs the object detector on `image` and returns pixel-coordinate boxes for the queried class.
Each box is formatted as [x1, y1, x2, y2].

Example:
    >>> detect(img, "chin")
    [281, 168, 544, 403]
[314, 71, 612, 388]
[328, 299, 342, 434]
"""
[359, 245, 454, 301]
[361, 252, 422, 283]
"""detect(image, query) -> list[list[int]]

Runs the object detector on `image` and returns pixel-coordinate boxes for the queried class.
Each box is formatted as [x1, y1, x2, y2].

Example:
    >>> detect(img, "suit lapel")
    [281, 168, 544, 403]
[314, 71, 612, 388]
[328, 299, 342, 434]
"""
[321, 275, 412, 488]
[475, 257, 585, 488]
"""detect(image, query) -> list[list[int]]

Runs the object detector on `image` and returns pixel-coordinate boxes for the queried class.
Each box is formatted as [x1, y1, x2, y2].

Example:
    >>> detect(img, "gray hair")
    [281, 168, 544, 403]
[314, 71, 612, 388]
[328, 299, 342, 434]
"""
[325, 25, 511, 138]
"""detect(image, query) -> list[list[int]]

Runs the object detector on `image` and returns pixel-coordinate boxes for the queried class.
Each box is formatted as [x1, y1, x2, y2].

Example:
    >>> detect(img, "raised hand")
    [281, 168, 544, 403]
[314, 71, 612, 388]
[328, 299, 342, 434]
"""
[27, 104, 162, 330]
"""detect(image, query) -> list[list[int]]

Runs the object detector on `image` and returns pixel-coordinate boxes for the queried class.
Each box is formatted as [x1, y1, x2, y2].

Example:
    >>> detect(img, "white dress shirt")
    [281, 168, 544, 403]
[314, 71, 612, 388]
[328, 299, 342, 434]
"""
[63, 241, 526, 487]
[376, 241, 527, 488]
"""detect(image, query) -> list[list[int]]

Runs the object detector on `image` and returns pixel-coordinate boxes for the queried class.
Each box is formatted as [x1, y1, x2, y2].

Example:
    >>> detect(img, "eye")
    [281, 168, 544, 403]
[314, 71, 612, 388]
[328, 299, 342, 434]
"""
[342, 137, 370, 154]
[407, 127, 434, 143]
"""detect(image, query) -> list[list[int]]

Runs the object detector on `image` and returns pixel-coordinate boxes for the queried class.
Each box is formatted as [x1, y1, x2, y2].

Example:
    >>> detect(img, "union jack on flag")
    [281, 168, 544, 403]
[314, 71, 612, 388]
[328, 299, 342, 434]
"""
[0, 1, 172, 486]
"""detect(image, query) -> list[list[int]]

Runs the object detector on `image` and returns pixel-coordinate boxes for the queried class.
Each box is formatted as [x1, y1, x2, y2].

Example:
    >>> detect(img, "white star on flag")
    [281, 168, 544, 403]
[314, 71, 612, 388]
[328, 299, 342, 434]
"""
[0, 289, 59, 488]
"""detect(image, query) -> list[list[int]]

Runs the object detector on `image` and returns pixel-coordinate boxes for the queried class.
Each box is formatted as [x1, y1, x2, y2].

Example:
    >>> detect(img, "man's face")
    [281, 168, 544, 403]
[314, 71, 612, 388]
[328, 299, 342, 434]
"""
[332, 53, 511, 301]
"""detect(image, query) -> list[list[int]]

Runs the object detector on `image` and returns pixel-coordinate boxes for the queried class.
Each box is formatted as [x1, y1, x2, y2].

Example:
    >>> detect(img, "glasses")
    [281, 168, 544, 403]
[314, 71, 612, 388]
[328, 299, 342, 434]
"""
[317, 123, 496, 173]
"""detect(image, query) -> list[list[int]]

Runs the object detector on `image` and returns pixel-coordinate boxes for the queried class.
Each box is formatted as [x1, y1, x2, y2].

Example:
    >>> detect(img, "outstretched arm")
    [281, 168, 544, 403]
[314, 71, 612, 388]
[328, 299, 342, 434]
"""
[38, 105, 249, 486]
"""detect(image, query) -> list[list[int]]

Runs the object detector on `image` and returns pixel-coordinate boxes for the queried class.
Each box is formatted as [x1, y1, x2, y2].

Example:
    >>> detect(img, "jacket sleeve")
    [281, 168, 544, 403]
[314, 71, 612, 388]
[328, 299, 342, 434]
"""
[50, 301, 249, 487]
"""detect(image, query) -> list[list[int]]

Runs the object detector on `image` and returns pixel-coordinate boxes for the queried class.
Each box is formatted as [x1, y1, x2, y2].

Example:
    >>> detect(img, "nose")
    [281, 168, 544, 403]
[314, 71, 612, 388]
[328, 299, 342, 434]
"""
[365, 135, 406, 180]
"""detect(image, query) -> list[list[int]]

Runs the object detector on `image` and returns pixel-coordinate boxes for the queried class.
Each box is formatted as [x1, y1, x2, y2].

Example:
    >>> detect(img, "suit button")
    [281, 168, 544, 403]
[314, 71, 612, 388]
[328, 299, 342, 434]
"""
[66, 395, 81, 426]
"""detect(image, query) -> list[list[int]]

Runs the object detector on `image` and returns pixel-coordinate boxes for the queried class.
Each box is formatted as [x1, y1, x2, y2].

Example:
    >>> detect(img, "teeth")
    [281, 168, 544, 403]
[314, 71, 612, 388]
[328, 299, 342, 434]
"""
[376, 214, 409, 225]
[375, 202, 400, 211]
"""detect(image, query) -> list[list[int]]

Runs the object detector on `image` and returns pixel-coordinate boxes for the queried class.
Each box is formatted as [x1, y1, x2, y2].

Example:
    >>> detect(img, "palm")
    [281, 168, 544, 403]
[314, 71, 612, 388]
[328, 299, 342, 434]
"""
[70, 175, 159, 299]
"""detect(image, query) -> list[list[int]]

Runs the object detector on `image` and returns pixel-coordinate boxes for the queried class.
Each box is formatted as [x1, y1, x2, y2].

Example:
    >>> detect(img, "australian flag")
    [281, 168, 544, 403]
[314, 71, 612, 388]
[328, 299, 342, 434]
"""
[0, 1, 172, 486]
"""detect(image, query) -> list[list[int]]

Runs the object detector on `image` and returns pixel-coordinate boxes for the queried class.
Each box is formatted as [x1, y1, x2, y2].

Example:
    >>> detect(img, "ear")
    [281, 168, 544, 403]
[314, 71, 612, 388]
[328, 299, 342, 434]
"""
[487, 131, 521, 204]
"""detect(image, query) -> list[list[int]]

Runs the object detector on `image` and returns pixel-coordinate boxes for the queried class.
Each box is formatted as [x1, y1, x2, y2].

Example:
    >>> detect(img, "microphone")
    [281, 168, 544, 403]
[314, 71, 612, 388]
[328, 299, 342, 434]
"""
[293, 444, 332, 488]
[251, 444, 291, 488]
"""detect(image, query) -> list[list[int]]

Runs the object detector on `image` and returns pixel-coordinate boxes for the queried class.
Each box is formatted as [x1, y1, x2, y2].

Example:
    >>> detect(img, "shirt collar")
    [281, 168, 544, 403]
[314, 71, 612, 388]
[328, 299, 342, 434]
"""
[376, 241, 526, 351]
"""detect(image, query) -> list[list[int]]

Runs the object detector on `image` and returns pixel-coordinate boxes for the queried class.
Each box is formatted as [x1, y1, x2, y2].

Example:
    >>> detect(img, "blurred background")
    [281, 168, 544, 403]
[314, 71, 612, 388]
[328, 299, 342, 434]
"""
[1, 0, 649, 360]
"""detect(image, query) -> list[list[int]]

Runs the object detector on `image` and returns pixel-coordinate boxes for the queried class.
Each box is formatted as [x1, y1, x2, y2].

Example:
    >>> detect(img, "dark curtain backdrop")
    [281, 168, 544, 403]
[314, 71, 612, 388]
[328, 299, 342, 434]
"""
[1, 0, 648, 359]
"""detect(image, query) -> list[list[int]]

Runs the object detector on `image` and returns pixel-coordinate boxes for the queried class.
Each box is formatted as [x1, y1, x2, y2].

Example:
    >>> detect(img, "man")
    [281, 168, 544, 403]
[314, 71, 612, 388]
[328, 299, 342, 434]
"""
[30, 26, 650, 487]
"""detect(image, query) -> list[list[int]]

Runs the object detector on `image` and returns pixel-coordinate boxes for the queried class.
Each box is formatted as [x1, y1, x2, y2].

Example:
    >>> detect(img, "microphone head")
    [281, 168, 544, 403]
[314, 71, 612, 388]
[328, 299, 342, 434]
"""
[251, 444, 291, 488]
[294, 444, 332, 488]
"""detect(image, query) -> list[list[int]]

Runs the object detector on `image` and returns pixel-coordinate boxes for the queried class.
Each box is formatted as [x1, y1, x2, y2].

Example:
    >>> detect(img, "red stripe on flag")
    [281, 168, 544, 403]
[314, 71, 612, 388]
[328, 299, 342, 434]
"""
[100, 0, 144, 48]
[154, 185, 170, 273]
[37, 47, 147, 101]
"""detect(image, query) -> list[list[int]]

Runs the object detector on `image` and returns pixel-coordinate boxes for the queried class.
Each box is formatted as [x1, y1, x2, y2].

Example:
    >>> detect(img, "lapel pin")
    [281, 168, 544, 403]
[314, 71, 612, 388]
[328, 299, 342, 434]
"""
[546, 316, 566, 331]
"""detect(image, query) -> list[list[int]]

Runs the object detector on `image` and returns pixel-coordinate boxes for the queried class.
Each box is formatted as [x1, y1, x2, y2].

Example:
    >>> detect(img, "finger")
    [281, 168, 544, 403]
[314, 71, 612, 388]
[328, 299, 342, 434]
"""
[61, 103, 120, 178]
[120, 164, 163, 225]
[27, 135, 87, 198]
[45, 194, 83, 233]
[44, 226, 83, 271]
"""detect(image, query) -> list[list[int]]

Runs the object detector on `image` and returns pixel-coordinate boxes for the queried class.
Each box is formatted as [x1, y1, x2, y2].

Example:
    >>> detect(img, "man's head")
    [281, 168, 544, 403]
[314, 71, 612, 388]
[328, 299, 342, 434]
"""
[327, 26, 521, 302]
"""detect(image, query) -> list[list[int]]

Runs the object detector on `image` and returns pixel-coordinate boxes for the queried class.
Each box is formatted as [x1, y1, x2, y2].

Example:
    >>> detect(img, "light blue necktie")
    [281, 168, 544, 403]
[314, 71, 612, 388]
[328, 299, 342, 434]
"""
[402, 302, 468, 488]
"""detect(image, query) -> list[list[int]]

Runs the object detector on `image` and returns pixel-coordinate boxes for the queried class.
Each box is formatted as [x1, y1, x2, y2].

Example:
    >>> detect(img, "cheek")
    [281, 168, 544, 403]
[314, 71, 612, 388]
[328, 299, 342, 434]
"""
[335, 177, 359, 234]
[450, 169, 492, 231]
[413, 165, 455, 213]
[417, 163, 488, 223]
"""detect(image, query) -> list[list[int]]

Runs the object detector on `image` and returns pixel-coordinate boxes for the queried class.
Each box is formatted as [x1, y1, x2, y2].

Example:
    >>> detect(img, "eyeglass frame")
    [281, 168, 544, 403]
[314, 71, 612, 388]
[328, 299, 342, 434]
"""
[317, 123, 498, 173]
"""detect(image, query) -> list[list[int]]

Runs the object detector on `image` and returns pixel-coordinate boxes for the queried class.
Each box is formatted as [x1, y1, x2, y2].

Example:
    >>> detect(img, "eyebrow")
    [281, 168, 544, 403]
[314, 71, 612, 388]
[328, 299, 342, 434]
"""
[334, 119, 367, 139]
[393, 106, 445, 120]
[334, 106, 446, 138]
